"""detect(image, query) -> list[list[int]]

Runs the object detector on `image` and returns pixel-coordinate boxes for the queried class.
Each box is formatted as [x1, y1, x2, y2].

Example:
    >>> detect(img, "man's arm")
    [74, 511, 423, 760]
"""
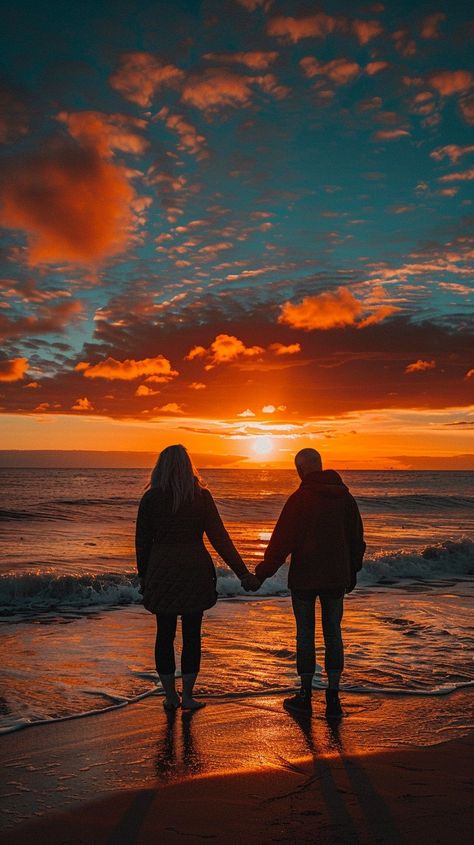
[346, 494, 366, 591]
[255, 494, 300, 582]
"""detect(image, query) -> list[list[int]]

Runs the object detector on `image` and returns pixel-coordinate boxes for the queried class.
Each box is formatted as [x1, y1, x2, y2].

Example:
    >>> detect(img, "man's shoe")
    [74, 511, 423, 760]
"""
[325, 689, 343, 719]
[283, 689, 312, 715]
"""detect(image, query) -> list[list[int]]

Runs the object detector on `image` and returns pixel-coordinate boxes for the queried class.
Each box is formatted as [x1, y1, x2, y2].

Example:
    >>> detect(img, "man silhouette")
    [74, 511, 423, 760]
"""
[255, 449, 365, 718]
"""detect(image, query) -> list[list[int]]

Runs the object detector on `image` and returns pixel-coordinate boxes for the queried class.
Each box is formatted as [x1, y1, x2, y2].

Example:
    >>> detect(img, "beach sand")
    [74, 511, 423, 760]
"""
[1, 689, 472, 844]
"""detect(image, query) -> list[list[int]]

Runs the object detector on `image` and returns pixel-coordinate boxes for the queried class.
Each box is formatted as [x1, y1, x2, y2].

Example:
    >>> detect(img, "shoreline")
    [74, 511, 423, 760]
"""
[1, 689, 473, 842]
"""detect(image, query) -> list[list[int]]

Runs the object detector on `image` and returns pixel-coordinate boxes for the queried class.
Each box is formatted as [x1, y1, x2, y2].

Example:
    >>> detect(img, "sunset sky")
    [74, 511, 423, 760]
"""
[0, 0, 473, 468]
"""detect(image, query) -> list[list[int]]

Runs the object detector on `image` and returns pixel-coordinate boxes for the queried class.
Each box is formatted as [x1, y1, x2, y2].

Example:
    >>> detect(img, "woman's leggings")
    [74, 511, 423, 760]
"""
[155, 612, 203, 675]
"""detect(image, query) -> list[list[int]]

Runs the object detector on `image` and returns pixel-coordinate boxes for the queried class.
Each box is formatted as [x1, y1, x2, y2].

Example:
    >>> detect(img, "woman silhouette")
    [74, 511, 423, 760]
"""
[136, 444, 259, 710]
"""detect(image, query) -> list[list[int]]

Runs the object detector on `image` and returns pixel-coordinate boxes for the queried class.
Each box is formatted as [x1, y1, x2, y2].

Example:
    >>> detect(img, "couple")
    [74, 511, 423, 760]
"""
[135, 444, 365, 719]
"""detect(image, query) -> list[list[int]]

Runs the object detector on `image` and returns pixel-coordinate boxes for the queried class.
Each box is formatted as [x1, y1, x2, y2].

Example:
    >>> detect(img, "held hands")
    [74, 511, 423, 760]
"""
[240, 572, 262, 592]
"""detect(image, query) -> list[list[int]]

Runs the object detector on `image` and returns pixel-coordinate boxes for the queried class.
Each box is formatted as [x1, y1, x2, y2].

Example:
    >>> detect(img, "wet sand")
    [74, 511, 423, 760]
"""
[1, 690, 473, 844]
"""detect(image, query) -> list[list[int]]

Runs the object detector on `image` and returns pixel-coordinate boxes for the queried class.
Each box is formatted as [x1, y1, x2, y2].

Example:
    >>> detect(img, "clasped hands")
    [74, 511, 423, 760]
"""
[240, 572, 262, 592]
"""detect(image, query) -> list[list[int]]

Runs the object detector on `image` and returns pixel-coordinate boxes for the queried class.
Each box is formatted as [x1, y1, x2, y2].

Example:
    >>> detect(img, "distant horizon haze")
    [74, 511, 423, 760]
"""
[0, 450, 473, 470]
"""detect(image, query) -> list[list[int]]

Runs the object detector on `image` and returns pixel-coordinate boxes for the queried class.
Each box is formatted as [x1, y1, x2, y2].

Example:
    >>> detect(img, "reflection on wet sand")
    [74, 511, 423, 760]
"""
[155, 709, 203, 780]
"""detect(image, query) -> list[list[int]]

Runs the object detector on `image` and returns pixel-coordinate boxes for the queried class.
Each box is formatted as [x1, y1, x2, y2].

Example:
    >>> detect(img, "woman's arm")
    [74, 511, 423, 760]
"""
[204, 490, 251, 581]
[135, 494, 154, 580]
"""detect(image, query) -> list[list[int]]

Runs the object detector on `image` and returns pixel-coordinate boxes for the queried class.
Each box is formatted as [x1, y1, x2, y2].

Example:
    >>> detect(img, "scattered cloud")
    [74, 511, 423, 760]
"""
[428, 70, 473, 96]
[0, 357, 28, 382]
[405, 359, 436, 373]
[430, 144, 474, 164]
[365, 61, 389, 76]
[267, 14, 382, 44]
[186, 334, 263, 369]
[0, 300, 83, 340]
[158, 109, 207, 158]
[373, 129, 410, 140]
[56, 111, 149, 157]
[189, 382, 206, 390]
[135, 384, 160, 397]
[238, 408, 256, 417]
[420, 13, 446, 39]
[438, 167, 474, 182]
[465, 369, 474, 380]
[0, 143, 137, 265]
[110, 52, 183, 107]
[76, 355, 178, 381]
[72, 397, 94, 411]
[203, 51, 278, 70]
[268, 342, 301, 356]
[262, 404, 286, 413]
[155, 402, 184, 414]
[300, 57, 360, 86]
[279, 287, 399, 331]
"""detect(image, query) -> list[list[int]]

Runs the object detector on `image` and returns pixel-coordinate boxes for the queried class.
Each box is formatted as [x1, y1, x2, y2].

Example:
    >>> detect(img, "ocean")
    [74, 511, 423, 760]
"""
[0, 468, 473, 740]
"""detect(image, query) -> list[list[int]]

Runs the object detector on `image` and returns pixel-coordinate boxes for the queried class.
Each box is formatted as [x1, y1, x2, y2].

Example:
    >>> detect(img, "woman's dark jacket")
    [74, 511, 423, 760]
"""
[255, 470, 366, 592]
[135, 485, 248, 615]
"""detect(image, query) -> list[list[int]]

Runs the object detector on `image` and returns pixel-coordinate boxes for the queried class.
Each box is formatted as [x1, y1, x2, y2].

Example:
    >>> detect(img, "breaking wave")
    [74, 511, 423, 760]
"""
[0, 538, 472, 617]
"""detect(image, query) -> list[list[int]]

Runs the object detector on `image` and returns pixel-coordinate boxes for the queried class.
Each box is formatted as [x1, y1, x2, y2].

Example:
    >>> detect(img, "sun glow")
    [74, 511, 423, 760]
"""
[252, 436, 274, 456]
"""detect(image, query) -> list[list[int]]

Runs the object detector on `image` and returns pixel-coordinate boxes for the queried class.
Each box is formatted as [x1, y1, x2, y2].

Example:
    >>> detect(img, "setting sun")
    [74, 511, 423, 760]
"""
[252, 436, 274, 457]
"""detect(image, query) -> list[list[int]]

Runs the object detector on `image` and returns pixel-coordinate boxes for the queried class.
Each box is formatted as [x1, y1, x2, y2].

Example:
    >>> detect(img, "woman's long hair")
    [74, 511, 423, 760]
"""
[148, 445, 205, 513]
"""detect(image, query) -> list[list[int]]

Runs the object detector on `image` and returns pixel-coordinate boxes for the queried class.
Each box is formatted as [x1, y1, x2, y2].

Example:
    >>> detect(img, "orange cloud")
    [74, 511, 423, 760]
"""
[56, 111, 149, 157]
[237, 408, 256, 417]
[72, 397, 94, 411]
[300, 57, 360, 85]
[77, 355, 178, 381]
[430, 144, 474, 164]
[351, 19, 383, 45]
[203, 51, 278, 70]
[279, 287, 399, 331]
[0, 300, 83, 339]
[0, 144, 137, 265]
[0, 357, 28, 381]
[135, 384, 160, 397]
[267, 13, 338, 42]
[268, 342, 301, 356]
[262, 404, 287, 414]
[189, 382, 206, 390]
[160, 111, 207, 158]
[180, 68, 254, 111]
[465, 369, 474, 379]
[405, 359, 436, 373]
[24, 381, 39, 389]
[365, 61, 389, 76]
[373, 129, 410, 140]
[156, 403, 184, 414]
[439, 168, 474, 182]
[421, 12, 446, 39]
[429, 70, 473, 96]
[186, 335, 264, 369]
[236, 0, 267, 9]
[110, 52, 184, 107]
[459, 94, 474, 125]
[267, 13, 382, 44]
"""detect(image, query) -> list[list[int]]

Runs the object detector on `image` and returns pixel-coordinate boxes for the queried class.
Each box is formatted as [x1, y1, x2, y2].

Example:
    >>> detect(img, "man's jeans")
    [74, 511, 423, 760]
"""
[291, 589, 344, 676]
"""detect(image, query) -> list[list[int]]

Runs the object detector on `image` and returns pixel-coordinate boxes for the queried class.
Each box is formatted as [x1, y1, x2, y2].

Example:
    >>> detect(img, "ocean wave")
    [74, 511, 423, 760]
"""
[2, 492, 472, 524]
[0, 538, 472, 616]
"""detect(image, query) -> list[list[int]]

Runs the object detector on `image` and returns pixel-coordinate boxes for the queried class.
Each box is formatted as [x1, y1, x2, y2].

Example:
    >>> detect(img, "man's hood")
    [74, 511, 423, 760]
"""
[300, 469, 348, 497]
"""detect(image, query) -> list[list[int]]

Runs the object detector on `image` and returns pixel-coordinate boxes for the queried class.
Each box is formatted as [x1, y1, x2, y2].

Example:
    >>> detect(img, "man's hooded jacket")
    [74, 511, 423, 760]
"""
[255, 470, 366, 592]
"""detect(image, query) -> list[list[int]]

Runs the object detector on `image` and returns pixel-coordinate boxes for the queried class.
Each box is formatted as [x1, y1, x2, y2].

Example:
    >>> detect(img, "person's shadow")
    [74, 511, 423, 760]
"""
[154, 708, 203, 780]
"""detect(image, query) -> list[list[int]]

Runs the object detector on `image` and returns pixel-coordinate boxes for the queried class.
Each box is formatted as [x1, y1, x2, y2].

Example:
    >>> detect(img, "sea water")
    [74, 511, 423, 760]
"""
[0, 468, 472, 735]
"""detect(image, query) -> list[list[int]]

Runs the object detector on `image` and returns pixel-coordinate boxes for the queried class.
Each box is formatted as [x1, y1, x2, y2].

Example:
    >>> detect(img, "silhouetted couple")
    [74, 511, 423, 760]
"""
[136, 445, 365, 718]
